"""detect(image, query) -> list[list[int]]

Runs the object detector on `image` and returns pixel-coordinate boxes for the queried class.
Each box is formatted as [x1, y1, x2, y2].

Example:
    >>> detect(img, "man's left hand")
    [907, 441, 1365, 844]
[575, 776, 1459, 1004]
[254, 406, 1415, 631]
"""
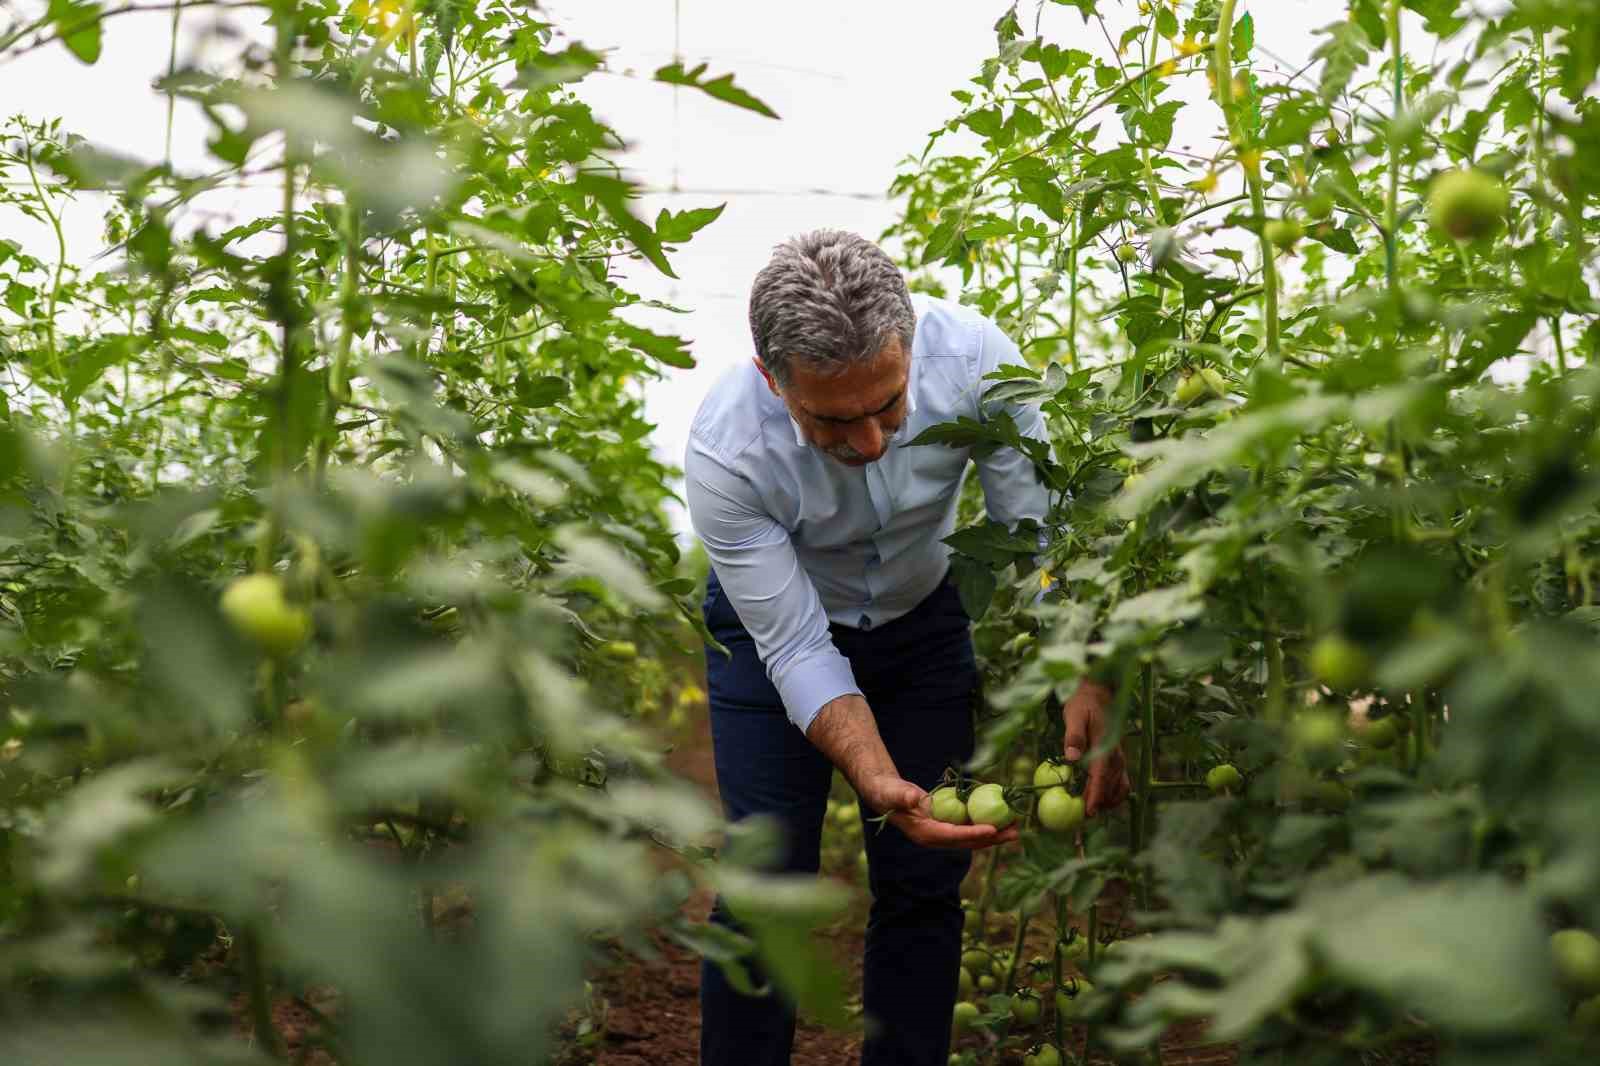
[1061, 679, 1132, 817]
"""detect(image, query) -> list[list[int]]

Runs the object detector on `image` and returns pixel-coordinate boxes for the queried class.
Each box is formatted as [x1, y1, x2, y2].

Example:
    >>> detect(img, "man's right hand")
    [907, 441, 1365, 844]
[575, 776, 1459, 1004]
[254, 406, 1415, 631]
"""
[855, 772, 1019, 851]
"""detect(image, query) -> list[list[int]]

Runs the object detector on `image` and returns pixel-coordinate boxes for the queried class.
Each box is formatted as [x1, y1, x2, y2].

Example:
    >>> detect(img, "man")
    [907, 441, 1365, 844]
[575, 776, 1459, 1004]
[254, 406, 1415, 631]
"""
[684, 230, 1129, 1066]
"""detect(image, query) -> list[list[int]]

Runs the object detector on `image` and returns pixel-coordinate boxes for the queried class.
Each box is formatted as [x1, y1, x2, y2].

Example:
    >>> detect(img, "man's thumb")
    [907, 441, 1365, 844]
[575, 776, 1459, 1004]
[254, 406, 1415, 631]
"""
[893, 781, 926, 811]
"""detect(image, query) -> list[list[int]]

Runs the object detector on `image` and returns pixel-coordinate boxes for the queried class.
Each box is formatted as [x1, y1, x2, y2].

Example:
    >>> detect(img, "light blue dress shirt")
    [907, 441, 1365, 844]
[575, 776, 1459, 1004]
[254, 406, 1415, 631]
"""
[684, 293, 1051, 733]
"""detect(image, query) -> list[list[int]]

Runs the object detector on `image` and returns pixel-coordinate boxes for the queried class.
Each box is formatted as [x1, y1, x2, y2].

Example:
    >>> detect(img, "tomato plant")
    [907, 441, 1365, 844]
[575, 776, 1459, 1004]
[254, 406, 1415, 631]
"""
[894, 1, 1600, 1062]
[0, 3, 848, 1063]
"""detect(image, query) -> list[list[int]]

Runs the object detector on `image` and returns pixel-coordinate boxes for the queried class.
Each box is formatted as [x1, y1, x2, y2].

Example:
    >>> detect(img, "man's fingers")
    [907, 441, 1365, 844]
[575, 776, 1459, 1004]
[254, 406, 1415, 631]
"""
[912, 821, 1002, 849]
[1063, 701, 1089, 763]
[1084, 760, 1106, 817]
[891, 813, 1018, 851]
[1085, 752, 1132, 817]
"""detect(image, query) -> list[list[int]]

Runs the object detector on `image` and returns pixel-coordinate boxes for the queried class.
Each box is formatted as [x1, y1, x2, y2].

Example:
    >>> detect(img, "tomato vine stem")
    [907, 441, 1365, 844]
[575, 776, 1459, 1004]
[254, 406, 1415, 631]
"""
[1214, 0, 1281, 357]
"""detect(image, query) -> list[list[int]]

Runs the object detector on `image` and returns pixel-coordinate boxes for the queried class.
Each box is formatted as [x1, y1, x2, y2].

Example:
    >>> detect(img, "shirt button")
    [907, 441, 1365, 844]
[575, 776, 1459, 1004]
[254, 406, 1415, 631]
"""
[859, 614, 873, 630]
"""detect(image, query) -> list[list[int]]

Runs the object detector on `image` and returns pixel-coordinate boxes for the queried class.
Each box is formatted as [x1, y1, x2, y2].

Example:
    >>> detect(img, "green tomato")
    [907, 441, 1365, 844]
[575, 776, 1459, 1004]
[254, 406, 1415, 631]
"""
[1362, 717, 1399, 750]
[1055, 977, 1094, 1021]
[1304, 190, 1334, 220]
[1036, 787, 1085, 833]
[1263, 218, 1304, 249]
[833, 802, 861, 826]
[220, 573, 310, 657]
[1205, 763, 1244, 794]
[1058, 934, 1087, 960]
[1574, 993, 1600, 1033]
[1024, 1046, 1063, 1066]
[1305, 779, 1352, 811]
[1115, 243, 1139, 265]
[1309, 635, 1370, 689]
[1174, 366, 1227, 405]
[966, 783, 1016, 829]
[1010, 990, 1041, 1025]
[597, 639, 638, 661]
[1427, 169, 1508, 241]
[1292, 712, 1346, 756]
[977, 974, 997, 992]
[930, 786, 970, 825]
[1033, 759, 1073, 788]
[958, 967, 975, 997]
[961, 949, 992, 974]
[1551, 929, 1600, 996]
[952, 1000, 981, 1032]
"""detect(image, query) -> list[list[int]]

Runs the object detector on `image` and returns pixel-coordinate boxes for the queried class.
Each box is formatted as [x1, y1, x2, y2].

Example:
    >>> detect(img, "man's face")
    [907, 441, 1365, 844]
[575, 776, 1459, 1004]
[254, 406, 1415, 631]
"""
[757, 340, 911, 467]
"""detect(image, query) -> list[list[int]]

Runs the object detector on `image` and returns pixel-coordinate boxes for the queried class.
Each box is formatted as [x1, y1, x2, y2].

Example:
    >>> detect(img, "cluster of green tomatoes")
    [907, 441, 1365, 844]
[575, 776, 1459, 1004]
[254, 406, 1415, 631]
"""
[929, 758, 1085, 834]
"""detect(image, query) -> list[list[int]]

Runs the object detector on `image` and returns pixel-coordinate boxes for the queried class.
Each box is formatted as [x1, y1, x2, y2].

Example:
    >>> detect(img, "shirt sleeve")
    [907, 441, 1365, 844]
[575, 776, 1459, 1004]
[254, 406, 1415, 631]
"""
[684, 441, 862, 734]
[972, 316, 1053, 532]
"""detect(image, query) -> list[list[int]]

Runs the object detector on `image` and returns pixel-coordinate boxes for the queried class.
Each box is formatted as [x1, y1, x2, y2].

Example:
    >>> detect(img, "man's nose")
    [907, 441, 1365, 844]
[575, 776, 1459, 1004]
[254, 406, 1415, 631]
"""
[847, 421, 885, 460]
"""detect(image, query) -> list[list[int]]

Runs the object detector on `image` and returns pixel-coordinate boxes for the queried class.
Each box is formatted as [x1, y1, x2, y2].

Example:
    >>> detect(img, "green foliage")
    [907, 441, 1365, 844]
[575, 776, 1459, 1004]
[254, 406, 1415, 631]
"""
[0, 4, 830, 1064]
[893, 1, 1600, 1061]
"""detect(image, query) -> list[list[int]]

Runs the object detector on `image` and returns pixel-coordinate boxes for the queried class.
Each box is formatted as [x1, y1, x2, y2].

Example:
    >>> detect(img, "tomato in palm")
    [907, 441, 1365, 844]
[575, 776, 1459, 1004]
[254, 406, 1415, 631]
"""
[930, 786, 970, 824]
[1036, 786, 1084, 832]
[966, 783, 1015, 828]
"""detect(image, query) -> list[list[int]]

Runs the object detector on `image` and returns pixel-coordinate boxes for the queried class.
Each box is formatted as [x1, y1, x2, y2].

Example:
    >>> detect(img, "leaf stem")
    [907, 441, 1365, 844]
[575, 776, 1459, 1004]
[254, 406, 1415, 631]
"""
[1215, 0, 1280, 356]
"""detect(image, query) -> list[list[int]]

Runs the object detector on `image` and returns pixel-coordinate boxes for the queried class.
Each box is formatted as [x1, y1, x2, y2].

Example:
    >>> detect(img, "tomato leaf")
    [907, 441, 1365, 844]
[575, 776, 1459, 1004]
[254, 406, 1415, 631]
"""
[615, 322, 695, 369]
[654, 62, 778, 119]
[654, 203, 726, 244]
[47, 0, 103, 65]
[573, 171, 677, 278]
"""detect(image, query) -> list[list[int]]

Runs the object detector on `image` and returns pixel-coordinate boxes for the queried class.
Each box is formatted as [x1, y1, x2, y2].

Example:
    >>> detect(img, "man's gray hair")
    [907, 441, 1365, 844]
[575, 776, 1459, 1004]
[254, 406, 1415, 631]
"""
[748, 230, 916, 387]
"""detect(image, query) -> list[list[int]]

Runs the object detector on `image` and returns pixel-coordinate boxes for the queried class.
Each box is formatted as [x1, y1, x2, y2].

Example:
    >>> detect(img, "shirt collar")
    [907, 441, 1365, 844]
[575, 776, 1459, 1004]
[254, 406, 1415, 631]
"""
[787, 360, 918, 448]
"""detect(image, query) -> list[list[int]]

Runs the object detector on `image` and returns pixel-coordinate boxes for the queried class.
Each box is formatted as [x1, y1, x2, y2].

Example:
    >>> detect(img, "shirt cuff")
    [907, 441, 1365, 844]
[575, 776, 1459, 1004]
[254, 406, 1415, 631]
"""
[774, 649, 863, 734]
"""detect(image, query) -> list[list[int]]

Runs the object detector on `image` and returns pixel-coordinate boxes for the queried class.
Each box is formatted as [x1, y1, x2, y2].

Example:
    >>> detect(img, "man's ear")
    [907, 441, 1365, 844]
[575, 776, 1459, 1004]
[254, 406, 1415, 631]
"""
[752, 357, 780, 397]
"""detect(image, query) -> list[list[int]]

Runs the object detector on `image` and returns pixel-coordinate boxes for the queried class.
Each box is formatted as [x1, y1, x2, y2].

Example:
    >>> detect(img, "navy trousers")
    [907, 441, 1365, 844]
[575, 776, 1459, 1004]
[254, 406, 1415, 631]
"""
[698, 567, 979, 1066]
